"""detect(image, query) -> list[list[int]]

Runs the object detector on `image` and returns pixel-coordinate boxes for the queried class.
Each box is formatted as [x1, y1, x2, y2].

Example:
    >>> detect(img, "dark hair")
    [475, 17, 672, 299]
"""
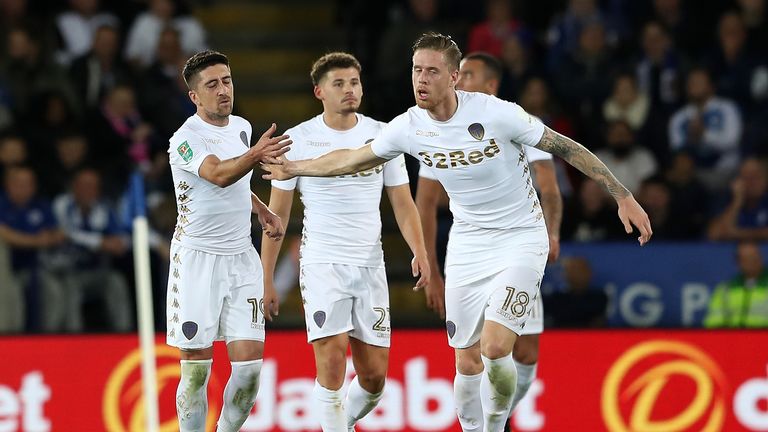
[412, 32, 462, 71]
[310, 52, 362, 85]
[463, 51, 502, 82]
[182, 50, 229, 89]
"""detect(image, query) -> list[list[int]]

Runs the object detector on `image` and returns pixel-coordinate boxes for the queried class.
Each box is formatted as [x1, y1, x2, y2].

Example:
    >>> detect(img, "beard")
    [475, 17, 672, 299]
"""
[414, 95, 437, 110]
[206, 105, 232, 121]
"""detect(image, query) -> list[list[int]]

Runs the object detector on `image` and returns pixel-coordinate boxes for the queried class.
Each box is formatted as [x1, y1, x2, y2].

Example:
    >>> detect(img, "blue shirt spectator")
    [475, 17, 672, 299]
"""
[0, 194, 57, 270]
[669, 68, 742, 191]
[53, 168, 127, 269]
[0, 166, 64, 270]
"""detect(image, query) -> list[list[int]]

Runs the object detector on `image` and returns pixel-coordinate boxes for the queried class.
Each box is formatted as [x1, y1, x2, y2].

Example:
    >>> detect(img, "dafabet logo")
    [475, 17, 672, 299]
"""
[102, 344, 222, 432]
[601, 340, 727, 432]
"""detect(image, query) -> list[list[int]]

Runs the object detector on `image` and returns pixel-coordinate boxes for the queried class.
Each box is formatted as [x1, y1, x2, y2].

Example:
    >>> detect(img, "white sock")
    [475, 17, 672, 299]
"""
[454, 371, 483, 431]
[216, 359, 263, 432]
[313, 380, 347, 432]
[177, 359, 212, 432]
[480, 354, 517, 432]
[345, 376, 384, 431]
[508, 361, 537, 416]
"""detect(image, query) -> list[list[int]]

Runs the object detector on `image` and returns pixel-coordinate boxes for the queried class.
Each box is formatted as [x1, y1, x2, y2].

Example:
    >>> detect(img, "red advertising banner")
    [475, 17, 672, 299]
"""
[0, 330, 766, 431]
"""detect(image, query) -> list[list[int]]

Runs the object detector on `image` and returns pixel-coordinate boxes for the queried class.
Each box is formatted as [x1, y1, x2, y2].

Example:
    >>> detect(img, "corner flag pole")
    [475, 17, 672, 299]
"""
[130, 172, 160, 432]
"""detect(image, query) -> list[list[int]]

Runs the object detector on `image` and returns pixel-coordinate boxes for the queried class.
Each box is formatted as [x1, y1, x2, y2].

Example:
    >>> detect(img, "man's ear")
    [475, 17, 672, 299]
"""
[313, 85, 323, 101]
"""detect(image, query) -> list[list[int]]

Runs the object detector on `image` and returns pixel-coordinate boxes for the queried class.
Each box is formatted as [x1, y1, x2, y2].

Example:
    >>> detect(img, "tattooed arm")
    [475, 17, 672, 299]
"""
[535, 127, 653, 245]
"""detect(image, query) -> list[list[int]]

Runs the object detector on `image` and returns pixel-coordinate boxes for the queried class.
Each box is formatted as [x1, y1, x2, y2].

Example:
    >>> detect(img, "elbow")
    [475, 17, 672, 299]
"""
[212, 175, 235, 188]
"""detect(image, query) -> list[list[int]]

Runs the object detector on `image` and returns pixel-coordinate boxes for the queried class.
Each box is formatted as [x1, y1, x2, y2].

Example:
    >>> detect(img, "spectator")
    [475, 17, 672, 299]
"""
[594, 120, 657, 195]
[23, 90, 81, 170]
[0, 26, 77, 120]
[635, 21, 683, 112]
[124, 0, 207, 69]
[53, 168, 133, 332]
[137, 27, 194, 140]
[561, 178, 624, 241]
[0, 134, 27, 179]
[69, 24, 133, 109]
[88, 84, 157, 194]
[669, 67, 742, 191]
[636, 176, 684, 240]
[544, 256, 608, 327]
[497, 33, 541, 102]
[467, 0, 527, 59]
[650, 0, 698, 56]
[708, 158, 768, 241]
[38, 132, 91, 198]
[602, 73, 649, 132]
[0, 166, 67, 331]
[704, 241, 768, 328]
[519, 77, 575, 137]
[546, 0, 608, 70]
[665, 152, 710, 239]
[737, 0, 768, 51]
[707, 11, 768, 113]
[554, 20, 616, 141]
[55, 0, 119, 66]
[374, 0, 459, 120]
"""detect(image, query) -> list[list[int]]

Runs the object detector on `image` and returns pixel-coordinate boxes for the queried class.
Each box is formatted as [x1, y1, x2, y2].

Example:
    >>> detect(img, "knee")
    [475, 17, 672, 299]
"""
[357, 370, 387, 393]
[481, 340, 513, 360]
[455, 352, 484, 375]
[315, 347, 347, 388]
[514, 349, 538, 365]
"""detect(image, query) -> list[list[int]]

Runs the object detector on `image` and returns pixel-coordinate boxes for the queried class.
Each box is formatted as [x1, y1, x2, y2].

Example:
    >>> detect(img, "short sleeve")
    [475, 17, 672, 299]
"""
[271, 127, 300, 190]
[526, 145, 553, 163]
[370, 114, 409, 160]
[383, 154, 409, 187]
[493, 99, 545, 148]
[169, 133, 213, 177]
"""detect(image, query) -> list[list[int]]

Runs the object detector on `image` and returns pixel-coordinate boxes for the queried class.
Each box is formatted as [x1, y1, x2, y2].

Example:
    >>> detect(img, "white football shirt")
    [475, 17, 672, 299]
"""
[168, 114, 254, 255]
[373, 91, 546, 230]
[273, 114, 409, 267]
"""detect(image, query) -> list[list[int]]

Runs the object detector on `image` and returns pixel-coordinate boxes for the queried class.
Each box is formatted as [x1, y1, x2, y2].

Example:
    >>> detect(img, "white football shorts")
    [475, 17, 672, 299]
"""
[444, 225, 548, 348]
[166, 243, 265, 350]
[299, 263, 390, 347]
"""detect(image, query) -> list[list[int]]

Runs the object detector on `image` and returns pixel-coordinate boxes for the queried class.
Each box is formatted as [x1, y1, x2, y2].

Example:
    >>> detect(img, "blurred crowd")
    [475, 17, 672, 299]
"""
[2, 0, 768, 334]
[0, 0, 206, 333]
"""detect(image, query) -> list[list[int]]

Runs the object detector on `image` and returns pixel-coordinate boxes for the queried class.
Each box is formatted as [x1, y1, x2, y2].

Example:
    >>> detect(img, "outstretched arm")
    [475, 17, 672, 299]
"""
[535, 127, 652, 245]
[262, 144, 388, 180]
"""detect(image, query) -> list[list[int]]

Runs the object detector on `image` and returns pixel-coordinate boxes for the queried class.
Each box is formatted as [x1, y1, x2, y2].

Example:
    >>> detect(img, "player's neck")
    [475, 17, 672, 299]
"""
[322, 111, 358, 131]
[427, 91, 459, 122]
[197, 110, 229, 127]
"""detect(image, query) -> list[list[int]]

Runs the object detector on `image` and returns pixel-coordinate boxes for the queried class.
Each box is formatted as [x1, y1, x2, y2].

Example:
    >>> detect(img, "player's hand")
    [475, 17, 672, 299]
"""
[547, 234, 560, 263]
[263, 281, 279, 321]
[256, 206, 284, 241]
[617, 194, 652, 246]
[251, 123, 292, 164]
[421, 268, 446, 319]
[411, 253, 430, 292]
[261, 158, 295, 181]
